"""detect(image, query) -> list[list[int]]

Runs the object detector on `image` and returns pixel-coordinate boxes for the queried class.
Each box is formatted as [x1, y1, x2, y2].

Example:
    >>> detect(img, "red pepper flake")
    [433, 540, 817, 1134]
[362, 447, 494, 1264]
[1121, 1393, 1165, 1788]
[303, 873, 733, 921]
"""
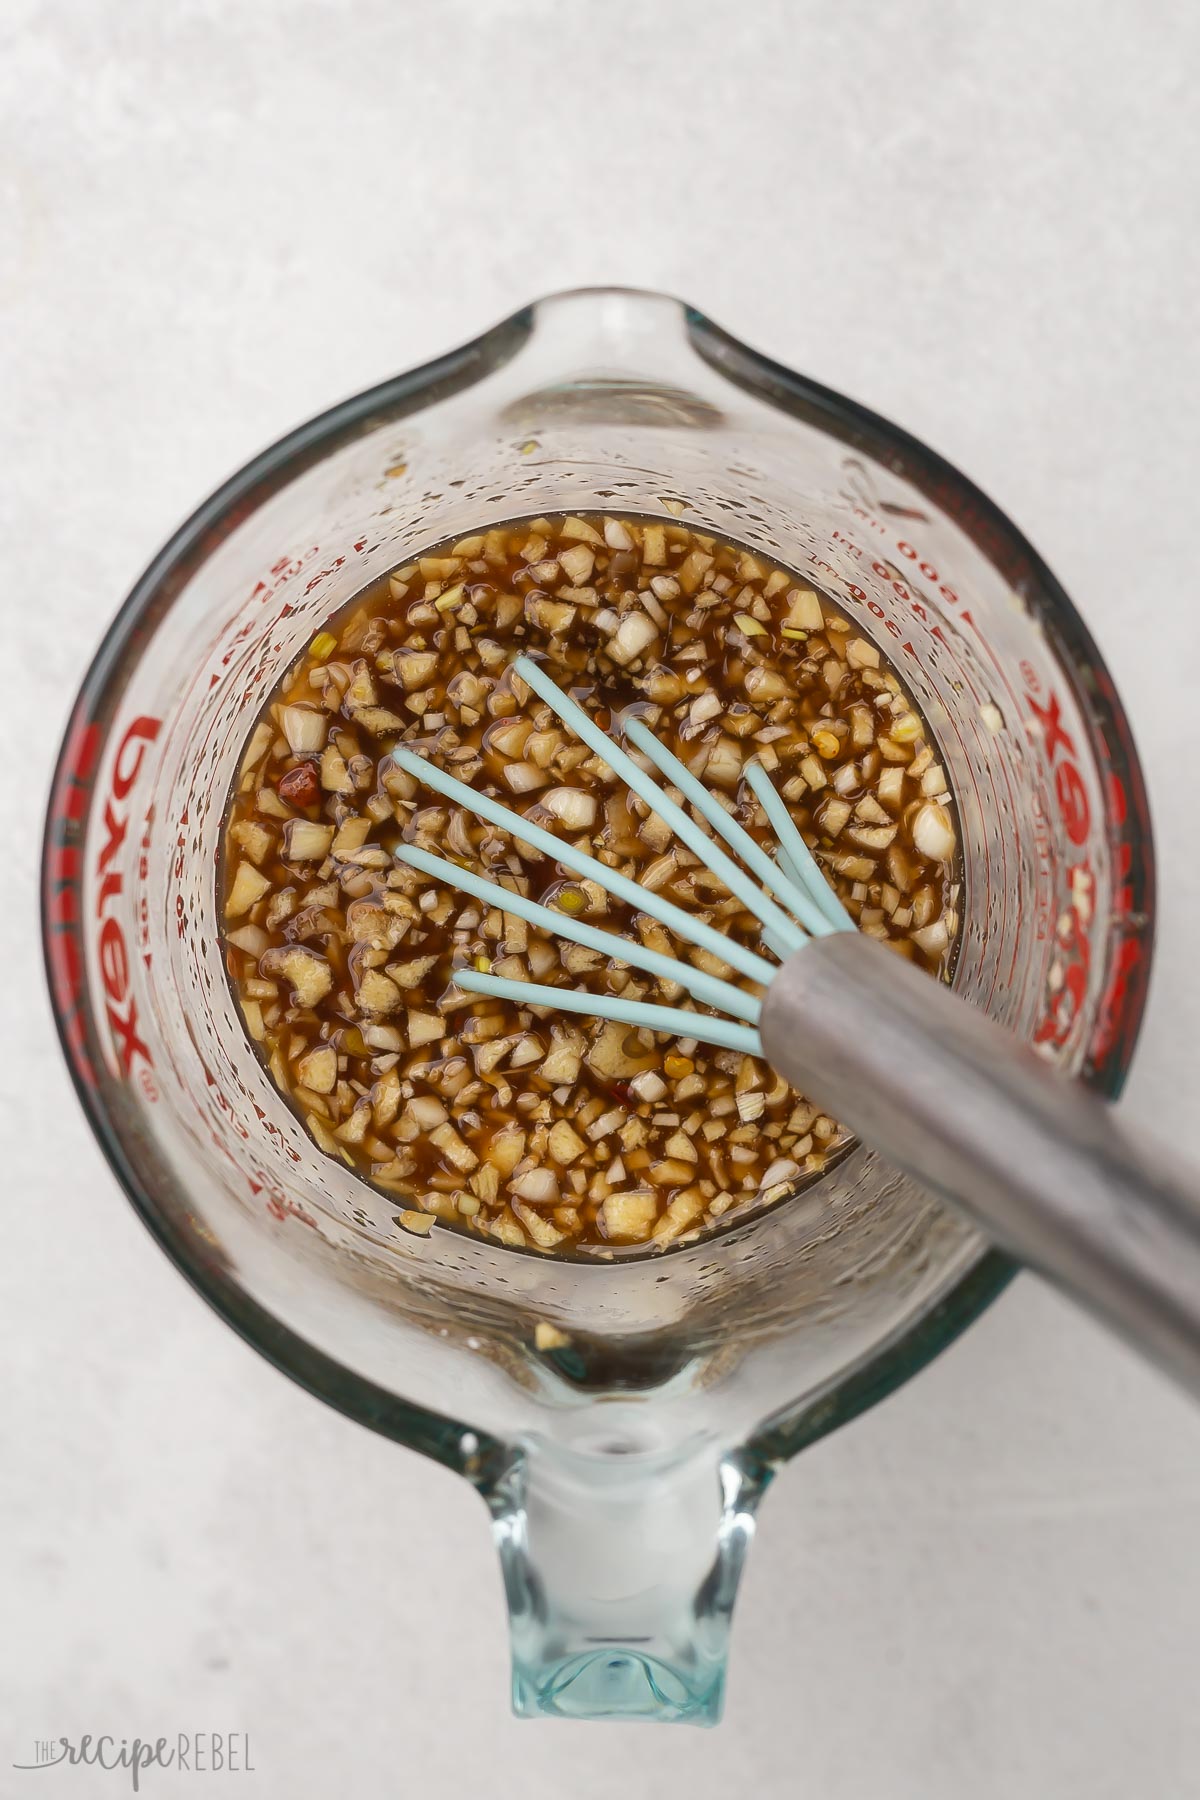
[609, 1080, 633, 1106]
[278, 762, 320, 808]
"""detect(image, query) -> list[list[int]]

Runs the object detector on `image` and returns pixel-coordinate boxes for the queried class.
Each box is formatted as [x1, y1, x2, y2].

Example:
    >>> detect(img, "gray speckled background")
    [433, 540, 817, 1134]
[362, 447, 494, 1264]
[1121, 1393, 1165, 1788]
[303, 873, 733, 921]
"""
[5, 2, 1200, 1794]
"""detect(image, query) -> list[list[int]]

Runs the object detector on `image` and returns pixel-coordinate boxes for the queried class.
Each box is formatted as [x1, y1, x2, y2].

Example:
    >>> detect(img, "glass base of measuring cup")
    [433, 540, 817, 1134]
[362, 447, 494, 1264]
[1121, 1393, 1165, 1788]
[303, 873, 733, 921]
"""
[514, 1651, 719, 1725]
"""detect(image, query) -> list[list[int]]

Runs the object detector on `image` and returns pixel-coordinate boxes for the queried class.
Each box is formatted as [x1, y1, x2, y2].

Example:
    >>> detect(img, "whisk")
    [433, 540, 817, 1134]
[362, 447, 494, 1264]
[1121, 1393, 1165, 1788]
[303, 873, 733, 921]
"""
[392, 653, 850, 1059]
[393, 655, 1200, 1403]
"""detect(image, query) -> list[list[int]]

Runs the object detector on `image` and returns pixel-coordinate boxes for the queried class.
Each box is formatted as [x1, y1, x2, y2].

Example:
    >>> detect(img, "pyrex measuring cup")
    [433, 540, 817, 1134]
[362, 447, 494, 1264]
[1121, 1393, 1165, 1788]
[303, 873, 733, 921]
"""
[42, 288, 1154, 1725]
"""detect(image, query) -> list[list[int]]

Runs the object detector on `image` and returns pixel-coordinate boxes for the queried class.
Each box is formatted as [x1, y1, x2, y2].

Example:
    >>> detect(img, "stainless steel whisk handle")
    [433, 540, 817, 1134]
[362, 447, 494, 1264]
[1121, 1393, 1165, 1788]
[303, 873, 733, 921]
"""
[762, 933, 1200, 1399]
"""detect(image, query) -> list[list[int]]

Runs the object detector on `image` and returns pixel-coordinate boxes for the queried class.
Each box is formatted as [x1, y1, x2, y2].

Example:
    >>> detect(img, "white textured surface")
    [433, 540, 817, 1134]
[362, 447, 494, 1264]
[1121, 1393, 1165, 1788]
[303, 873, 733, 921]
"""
[4, 2, 1200, 1794]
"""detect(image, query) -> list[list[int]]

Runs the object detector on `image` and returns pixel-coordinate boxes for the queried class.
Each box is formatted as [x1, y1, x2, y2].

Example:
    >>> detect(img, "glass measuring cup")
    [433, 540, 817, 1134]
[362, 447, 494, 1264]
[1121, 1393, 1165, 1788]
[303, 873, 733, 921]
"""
[42, 288, 1154, 1725]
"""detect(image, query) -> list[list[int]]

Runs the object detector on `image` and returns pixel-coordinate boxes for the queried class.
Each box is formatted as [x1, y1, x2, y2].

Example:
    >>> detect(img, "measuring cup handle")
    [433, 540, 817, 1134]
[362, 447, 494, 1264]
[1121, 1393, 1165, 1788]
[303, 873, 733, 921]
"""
[480, 1434, 766, 1724]
[762, 933, 1200, 1399]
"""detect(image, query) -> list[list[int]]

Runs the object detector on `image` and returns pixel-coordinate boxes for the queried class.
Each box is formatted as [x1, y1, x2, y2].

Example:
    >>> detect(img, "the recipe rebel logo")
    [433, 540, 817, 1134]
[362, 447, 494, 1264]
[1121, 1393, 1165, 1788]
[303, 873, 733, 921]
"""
[13, 1732, 255, 1789]
[94, 714, 161, 1079]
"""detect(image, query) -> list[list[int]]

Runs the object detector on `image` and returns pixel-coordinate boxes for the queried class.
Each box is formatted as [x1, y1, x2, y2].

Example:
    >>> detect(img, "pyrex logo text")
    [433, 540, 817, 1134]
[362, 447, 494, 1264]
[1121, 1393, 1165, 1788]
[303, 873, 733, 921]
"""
[95, 716, 160, 1077]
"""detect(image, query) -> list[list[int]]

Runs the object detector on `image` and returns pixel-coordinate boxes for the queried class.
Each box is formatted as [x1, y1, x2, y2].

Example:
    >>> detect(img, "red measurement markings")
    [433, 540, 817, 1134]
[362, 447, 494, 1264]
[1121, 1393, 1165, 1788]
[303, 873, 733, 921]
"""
[825, 524, 992, 699]
[137, 806, 155, 969]
[831, 517, 1030, 1010]
[302, 539, 369, 597]
[835, 501, 1125, 1037]
[843, 507, 1026, 708]
[173, 545, 326, 957]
